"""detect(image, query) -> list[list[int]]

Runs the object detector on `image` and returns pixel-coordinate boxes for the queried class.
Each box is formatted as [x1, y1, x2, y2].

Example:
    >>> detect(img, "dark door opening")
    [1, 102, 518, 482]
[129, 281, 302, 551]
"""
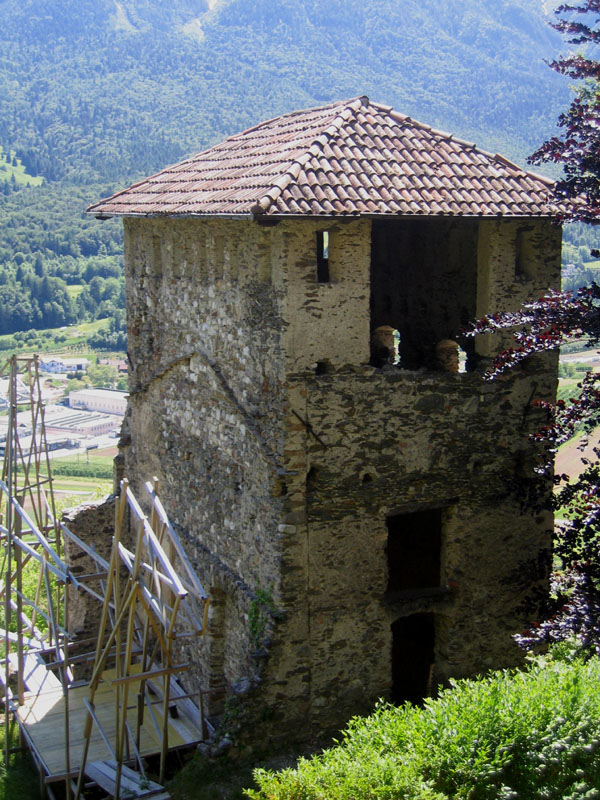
[386, 508, 442, 594]
[391, 613, 435, 705]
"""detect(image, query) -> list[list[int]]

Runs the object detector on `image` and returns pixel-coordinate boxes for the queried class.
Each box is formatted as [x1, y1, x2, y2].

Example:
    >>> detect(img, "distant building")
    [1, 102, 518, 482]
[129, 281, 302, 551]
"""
[40, 357, 90, 374]
[98, 358, 128, 374]
[69, 388, 128, 416]
[46, 415, 119, 438]
[14, 405, 123, 439]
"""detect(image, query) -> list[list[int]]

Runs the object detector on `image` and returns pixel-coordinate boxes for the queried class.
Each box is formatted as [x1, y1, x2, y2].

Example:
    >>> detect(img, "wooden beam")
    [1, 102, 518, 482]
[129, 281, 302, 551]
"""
[110, 664, 188, 686]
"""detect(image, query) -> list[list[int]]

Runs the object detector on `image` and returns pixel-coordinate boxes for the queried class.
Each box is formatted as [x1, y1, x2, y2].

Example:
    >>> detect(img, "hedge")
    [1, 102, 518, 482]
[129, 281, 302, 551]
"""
[247, 647, 600, 800]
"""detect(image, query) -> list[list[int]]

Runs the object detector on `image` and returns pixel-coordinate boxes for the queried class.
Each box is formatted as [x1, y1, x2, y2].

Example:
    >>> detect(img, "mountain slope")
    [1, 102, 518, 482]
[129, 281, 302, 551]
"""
[0, 0, 576, 335]
[0, 0, 568, 183]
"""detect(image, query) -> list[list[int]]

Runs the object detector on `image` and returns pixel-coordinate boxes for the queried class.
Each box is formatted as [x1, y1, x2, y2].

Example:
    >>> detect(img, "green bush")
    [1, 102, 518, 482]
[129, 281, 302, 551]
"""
[247, 651, 600, 800]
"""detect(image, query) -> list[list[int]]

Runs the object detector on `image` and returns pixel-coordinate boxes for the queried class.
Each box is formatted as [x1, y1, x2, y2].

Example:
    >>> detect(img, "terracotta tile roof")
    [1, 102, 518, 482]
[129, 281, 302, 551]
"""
[88, 96, 557, 219]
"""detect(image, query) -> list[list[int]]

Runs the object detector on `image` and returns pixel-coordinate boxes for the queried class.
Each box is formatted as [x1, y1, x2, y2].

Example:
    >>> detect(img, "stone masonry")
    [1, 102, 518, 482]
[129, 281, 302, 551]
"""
[115, 213, 560, 744]
[86, 97, 563, 748]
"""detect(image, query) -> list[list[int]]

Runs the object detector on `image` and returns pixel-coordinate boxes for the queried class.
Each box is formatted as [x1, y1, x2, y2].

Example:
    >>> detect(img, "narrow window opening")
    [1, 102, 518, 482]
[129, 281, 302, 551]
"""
[213, 233, 225, 279]
[316, 230, 330, 283]
[515, 229, 524, 277]
[386, 508, 442, 594]
[515, 225, 535, 280]
[150, 235, 163, 278]
[391, 613, 435, 705]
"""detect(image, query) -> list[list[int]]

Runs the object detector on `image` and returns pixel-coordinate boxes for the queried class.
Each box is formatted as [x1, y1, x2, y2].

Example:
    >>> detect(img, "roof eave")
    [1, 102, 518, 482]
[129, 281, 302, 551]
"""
[254, 210, 561, 221]
[88, 208, 561, 221]
[86, 210, 256, 220]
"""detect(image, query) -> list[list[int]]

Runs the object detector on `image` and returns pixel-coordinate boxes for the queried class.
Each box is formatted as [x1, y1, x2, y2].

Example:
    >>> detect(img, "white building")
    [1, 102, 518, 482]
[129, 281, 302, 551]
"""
[69, 388, 128, 416]
[40, 357, 90, 374]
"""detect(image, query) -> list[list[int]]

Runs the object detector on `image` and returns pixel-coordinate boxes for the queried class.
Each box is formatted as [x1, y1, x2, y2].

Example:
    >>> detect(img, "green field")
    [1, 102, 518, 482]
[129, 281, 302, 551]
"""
[65, 284, 85, 298]
[53, 474, 112, 495]
[0, 146, 43, 188]
[35, 451, 114, 512]
[51, 452, 115, 480]
[557, 377, 582, 404]
[0, 317, 124, 360]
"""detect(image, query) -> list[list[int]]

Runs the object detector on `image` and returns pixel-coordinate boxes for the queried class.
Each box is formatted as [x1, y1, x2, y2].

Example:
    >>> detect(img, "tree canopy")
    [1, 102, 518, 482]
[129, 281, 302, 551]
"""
[470, 3, 600, 655]
[529, 1, 600, 225]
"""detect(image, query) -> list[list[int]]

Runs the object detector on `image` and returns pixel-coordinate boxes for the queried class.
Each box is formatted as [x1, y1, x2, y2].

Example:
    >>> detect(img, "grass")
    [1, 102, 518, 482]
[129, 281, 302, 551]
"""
[49, 450, 116, 480]
[169, 754, 260, 800]
[52, 475, 112, 494]
[0, 317, 119, 356]
[49, 446, 115, 495]
[557, 377, 582, 404]
[16, 446, 116, 484]
[0, 721, 39, 800]
[53, 451, 115, 471]
[0, 147, 43, 188]
[246, 648, 600, 800]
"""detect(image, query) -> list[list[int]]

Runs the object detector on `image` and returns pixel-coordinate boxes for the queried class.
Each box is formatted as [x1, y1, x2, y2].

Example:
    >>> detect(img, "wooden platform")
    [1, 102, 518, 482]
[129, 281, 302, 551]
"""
[0, 371, 211, 799]
[84, 761, 170, 799]
[11, 663, 204, 784]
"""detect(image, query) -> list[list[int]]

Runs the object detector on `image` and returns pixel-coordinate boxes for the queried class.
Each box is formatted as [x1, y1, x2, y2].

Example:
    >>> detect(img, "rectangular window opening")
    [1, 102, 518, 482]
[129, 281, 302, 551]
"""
[316, 230, 330, 283]
[515, 225, 535, 279]
[386, 507, 442, 595]
[370, 219, 479, 371]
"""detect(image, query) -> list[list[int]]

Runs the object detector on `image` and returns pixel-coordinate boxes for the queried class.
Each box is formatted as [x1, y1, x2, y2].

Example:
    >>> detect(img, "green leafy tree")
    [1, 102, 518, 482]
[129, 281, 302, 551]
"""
[471, 1, 600, 653]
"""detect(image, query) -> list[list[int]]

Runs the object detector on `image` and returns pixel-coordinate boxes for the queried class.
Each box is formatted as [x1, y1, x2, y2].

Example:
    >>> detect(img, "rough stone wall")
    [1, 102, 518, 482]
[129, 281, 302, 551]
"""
[476, 218, 562, 356]
[122, 217, 291, 717]
[111, 212, 561, 746]
[262, 360, 556, 735]
[277, 219, 372, 370]
[63, 497, 117, 679]
[252, 215, 560, 738]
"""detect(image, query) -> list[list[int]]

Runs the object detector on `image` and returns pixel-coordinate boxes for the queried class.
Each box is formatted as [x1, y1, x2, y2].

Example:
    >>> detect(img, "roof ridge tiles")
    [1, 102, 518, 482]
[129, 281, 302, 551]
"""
[493, 152, 525, 172]
[368, 100, 393, 113]
[451, 136, 476, 149]
[250, 102, 366, 215]
[235, 95, 367, 140]
[88, 95, 559, 219]
[525, 170, 555, 187]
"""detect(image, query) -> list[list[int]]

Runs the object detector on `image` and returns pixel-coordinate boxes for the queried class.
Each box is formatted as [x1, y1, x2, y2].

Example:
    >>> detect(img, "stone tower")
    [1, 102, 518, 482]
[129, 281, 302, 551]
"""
[89, 97, 561, 745]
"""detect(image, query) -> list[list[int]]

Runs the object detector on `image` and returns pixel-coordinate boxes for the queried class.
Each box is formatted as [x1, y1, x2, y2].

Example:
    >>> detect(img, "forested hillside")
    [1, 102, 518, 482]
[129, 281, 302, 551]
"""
[0, 0, 584, 335]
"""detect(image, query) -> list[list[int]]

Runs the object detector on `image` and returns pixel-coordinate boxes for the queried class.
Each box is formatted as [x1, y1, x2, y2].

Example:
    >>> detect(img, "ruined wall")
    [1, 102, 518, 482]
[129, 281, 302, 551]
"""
[476, 218, 562, 356]
[115, 212, 561, 747]
[277, 219, 371, 370]
[63, 497, 117, 679]
[244, 214, 561, 739]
